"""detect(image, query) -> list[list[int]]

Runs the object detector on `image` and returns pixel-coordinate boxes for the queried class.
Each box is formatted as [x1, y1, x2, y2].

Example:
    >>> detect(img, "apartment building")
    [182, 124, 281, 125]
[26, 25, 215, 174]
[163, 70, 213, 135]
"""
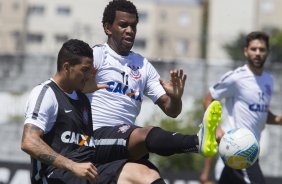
[25, 0, 107, 56]
[0, 0, 27, 55]
[3, 0, 282, 63]
[207, 0, 282, 64]
[257, 0, 282, 30]
[0, 0, 203, 60]
[133, 0, 203, 61]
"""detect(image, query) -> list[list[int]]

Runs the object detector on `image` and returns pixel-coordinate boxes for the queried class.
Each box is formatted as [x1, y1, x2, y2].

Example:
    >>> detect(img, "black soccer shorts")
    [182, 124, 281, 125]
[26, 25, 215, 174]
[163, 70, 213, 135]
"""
[92, 124, 139, 164]
[218, 160, 265, 184]
[92, 124, 160, 183]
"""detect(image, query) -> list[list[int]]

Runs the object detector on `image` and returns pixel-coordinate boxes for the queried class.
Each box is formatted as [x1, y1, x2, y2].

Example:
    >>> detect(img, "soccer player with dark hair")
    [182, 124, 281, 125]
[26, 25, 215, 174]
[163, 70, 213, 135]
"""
[83, 1, 222, 183]
[199, 31, 282, 184]
[21, 39, 100, 184]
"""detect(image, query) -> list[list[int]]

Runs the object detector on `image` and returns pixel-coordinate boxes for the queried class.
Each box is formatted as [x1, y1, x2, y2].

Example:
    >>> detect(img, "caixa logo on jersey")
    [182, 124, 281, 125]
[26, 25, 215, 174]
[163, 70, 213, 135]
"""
[249, 103, 269, 112]
[61, 131, 95, 148]
[106, 81, 142, 102]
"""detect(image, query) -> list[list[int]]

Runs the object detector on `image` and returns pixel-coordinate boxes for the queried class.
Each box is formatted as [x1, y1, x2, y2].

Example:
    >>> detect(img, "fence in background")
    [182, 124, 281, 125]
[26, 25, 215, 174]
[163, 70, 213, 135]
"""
[1, 57, 282, 182]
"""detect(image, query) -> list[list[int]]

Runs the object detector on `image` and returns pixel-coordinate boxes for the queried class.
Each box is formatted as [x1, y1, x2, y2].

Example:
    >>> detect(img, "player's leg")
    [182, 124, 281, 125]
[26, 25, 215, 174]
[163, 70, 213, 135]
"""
[44, 168, 92, 184]
[128, 100, 222, 158]
[117, 161, 166, 184]
[91, 126, 166, 184]
[218, 160, 265, 184]
[218, 165, 239, 184]
[129, 126, 199, 157]
[96, 159, 166, 184]
[92, 101, 221, 162]
[245, 160, 265, 184]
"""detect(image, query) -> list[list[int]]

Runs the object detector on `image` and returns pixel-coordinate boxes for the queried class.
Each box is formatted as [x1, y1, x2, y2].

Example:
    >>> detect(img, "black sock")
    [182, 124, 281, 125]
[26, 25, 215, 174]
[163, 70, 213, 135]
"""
[151, 178, 166, 184]
[145, 127, 198, 156]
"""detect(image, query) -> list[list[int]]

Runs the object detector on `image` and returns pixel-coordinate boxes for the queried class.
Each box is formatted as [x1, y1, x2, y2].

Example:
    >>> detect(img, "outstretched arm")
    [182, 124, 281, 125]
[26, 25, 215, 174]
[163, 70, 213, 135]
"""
[156, 69, 187, 118]
[21, 123, 98, 183]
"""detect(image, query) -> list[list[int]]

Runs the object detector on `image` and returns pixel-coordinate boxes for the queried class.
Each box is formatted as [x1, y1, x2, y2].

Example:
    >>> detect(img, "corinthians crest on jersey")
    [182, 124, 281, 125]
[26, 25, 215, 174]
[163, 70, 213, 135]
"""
[128, 64, 141, 79]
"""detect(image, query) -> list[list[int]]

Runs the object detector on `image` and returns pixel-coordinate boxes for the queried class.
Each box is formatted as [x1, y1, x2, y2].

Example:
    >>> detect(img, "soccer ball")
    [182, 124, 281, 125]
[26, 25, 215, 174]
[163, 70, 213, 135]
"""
[219, 128, 259, 169]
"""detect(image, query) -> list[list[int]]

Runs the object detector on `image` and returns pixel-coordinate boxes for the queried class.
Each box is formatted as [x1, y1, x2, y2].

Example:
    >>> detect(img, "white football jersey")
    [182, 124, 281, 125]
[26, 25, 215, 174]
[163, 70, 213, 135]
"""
[87, 43, 166, 129]
[210, 64, 273, 141]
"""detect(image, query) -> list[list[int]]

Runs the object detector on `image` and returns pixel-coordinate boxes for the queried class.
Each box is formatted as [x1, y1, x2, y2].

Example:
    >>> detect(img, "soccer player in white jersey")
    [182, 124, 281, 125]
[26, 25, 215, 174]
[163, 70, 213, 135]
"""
[199, 31, 282, 184]
[83, 1, 221, 183]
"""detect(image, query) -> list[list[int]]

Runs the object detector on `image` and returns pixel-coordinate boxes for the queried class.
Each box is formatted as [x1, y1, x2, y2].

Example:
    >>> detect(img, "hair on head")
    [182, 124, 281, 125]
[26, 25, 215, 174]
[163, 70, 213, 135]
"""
[102, 0, 138, 27]
[245, 31, 269, 50]
[57, 39, 93, 71]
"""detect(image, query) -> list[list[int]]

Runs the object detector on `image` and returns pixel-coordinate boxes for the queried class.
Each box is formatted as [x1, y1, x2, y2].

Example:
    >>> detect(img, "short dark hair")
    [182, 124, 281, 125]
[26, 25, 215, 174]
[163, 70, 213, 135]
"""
[102, 0, 139, 27]
[57, 39, 93, 71]
[245, 31, 269, 50]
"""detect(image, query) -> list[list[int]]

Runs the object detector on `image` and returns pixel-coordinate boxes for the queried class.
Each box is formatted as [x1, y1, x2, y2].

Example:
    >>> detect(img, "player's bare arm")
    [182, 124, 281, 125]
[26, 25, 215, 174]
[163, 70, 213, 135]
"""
[266, 111, 282, 125]
[157, 69, 187, 118]
[82, 67, 109, 93]
[21, 123, 98, 183]
[21, 123, 59, 165]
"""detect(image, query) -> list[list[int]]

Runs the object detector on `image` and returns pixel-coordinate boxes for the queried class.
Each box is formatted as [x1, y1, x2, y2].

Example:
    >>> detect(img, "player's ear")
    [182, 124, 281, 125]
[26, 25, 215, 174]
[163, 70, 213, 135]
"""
[62, 60, 70, 72]
[104, 23, 112, 36]
[244, 47, 248, 58]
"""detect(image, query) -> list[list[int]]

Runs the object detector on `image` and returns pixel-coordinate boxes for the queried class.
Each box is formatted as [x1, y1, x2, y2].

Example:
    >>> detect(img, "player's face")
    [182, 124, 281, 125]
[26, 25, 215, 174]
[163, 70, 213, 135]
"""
[68, 57, 93, 91]
[105, 11, 137, 56]
[244, 39, 269, 70]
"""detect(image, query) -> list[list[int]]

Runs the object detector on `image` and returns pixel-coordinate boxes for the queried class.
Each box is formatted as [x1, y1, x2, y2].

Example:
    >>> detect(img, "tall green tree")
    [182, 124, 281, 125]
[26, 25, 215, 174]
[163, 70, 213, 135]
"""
[269, 30, 282, 63]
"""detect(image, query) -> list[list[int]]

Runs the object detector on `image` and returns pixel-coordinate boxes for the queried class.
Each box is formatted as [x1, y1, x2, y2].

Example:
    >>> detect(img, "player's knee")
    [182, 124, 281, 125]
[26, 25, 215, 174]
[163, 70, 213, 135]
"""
[117, 162, 160, 184]
[131, 126, 154, 141]
[151, 178, 166, 184]
[141, 166, 161, 182]
[127, 127, 155, 160]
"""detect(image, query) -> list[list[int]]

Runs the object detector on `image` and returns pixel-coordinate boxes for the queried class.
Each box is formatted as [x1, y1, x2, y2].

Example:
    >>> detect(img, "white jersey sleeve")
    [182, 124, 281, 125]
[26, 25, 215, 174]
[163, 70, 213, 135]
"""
[144, 61, 166, 103]
[24, 81, 58, 133]
[209, 70, 236, 100]
[93, 44, 105, 69]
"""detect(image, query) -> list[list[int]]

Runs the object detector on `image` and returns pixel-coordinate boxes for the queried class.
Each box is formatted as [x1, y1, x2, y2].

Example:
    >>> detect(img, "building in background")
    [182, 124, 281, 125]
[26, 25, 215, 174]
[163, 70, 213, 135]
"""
[0, 0, 204, 92]
[24, 0, 203, 60]
[0, 0, 282, 181]
[0, 0, 27, 86]
[133, 0, 203, 61]
[207, 0, 282, 64]
[25, 0, 106, 56]
[1, 0, 203, 59]
[2, 0, 282, 63]
[0, 0, 27, 55]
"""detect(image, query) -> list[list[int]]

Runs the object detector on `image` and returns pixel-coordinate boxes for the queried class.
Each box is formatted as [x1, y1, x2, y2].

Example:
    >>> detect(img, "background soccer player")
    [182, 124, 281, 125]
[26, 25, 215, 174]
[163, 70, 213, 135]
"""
[199, 31, 282, 184]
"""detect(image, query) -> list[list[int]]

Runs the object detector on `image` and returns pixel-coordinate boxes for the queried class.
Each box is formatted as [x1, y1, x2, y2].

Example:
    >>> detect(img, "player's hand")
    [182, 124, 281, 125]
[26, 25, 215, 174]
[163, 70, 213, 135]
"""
[160, 69, 187, 99]
[83, 68, 108, 93]
[71, 162, 98, 184]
